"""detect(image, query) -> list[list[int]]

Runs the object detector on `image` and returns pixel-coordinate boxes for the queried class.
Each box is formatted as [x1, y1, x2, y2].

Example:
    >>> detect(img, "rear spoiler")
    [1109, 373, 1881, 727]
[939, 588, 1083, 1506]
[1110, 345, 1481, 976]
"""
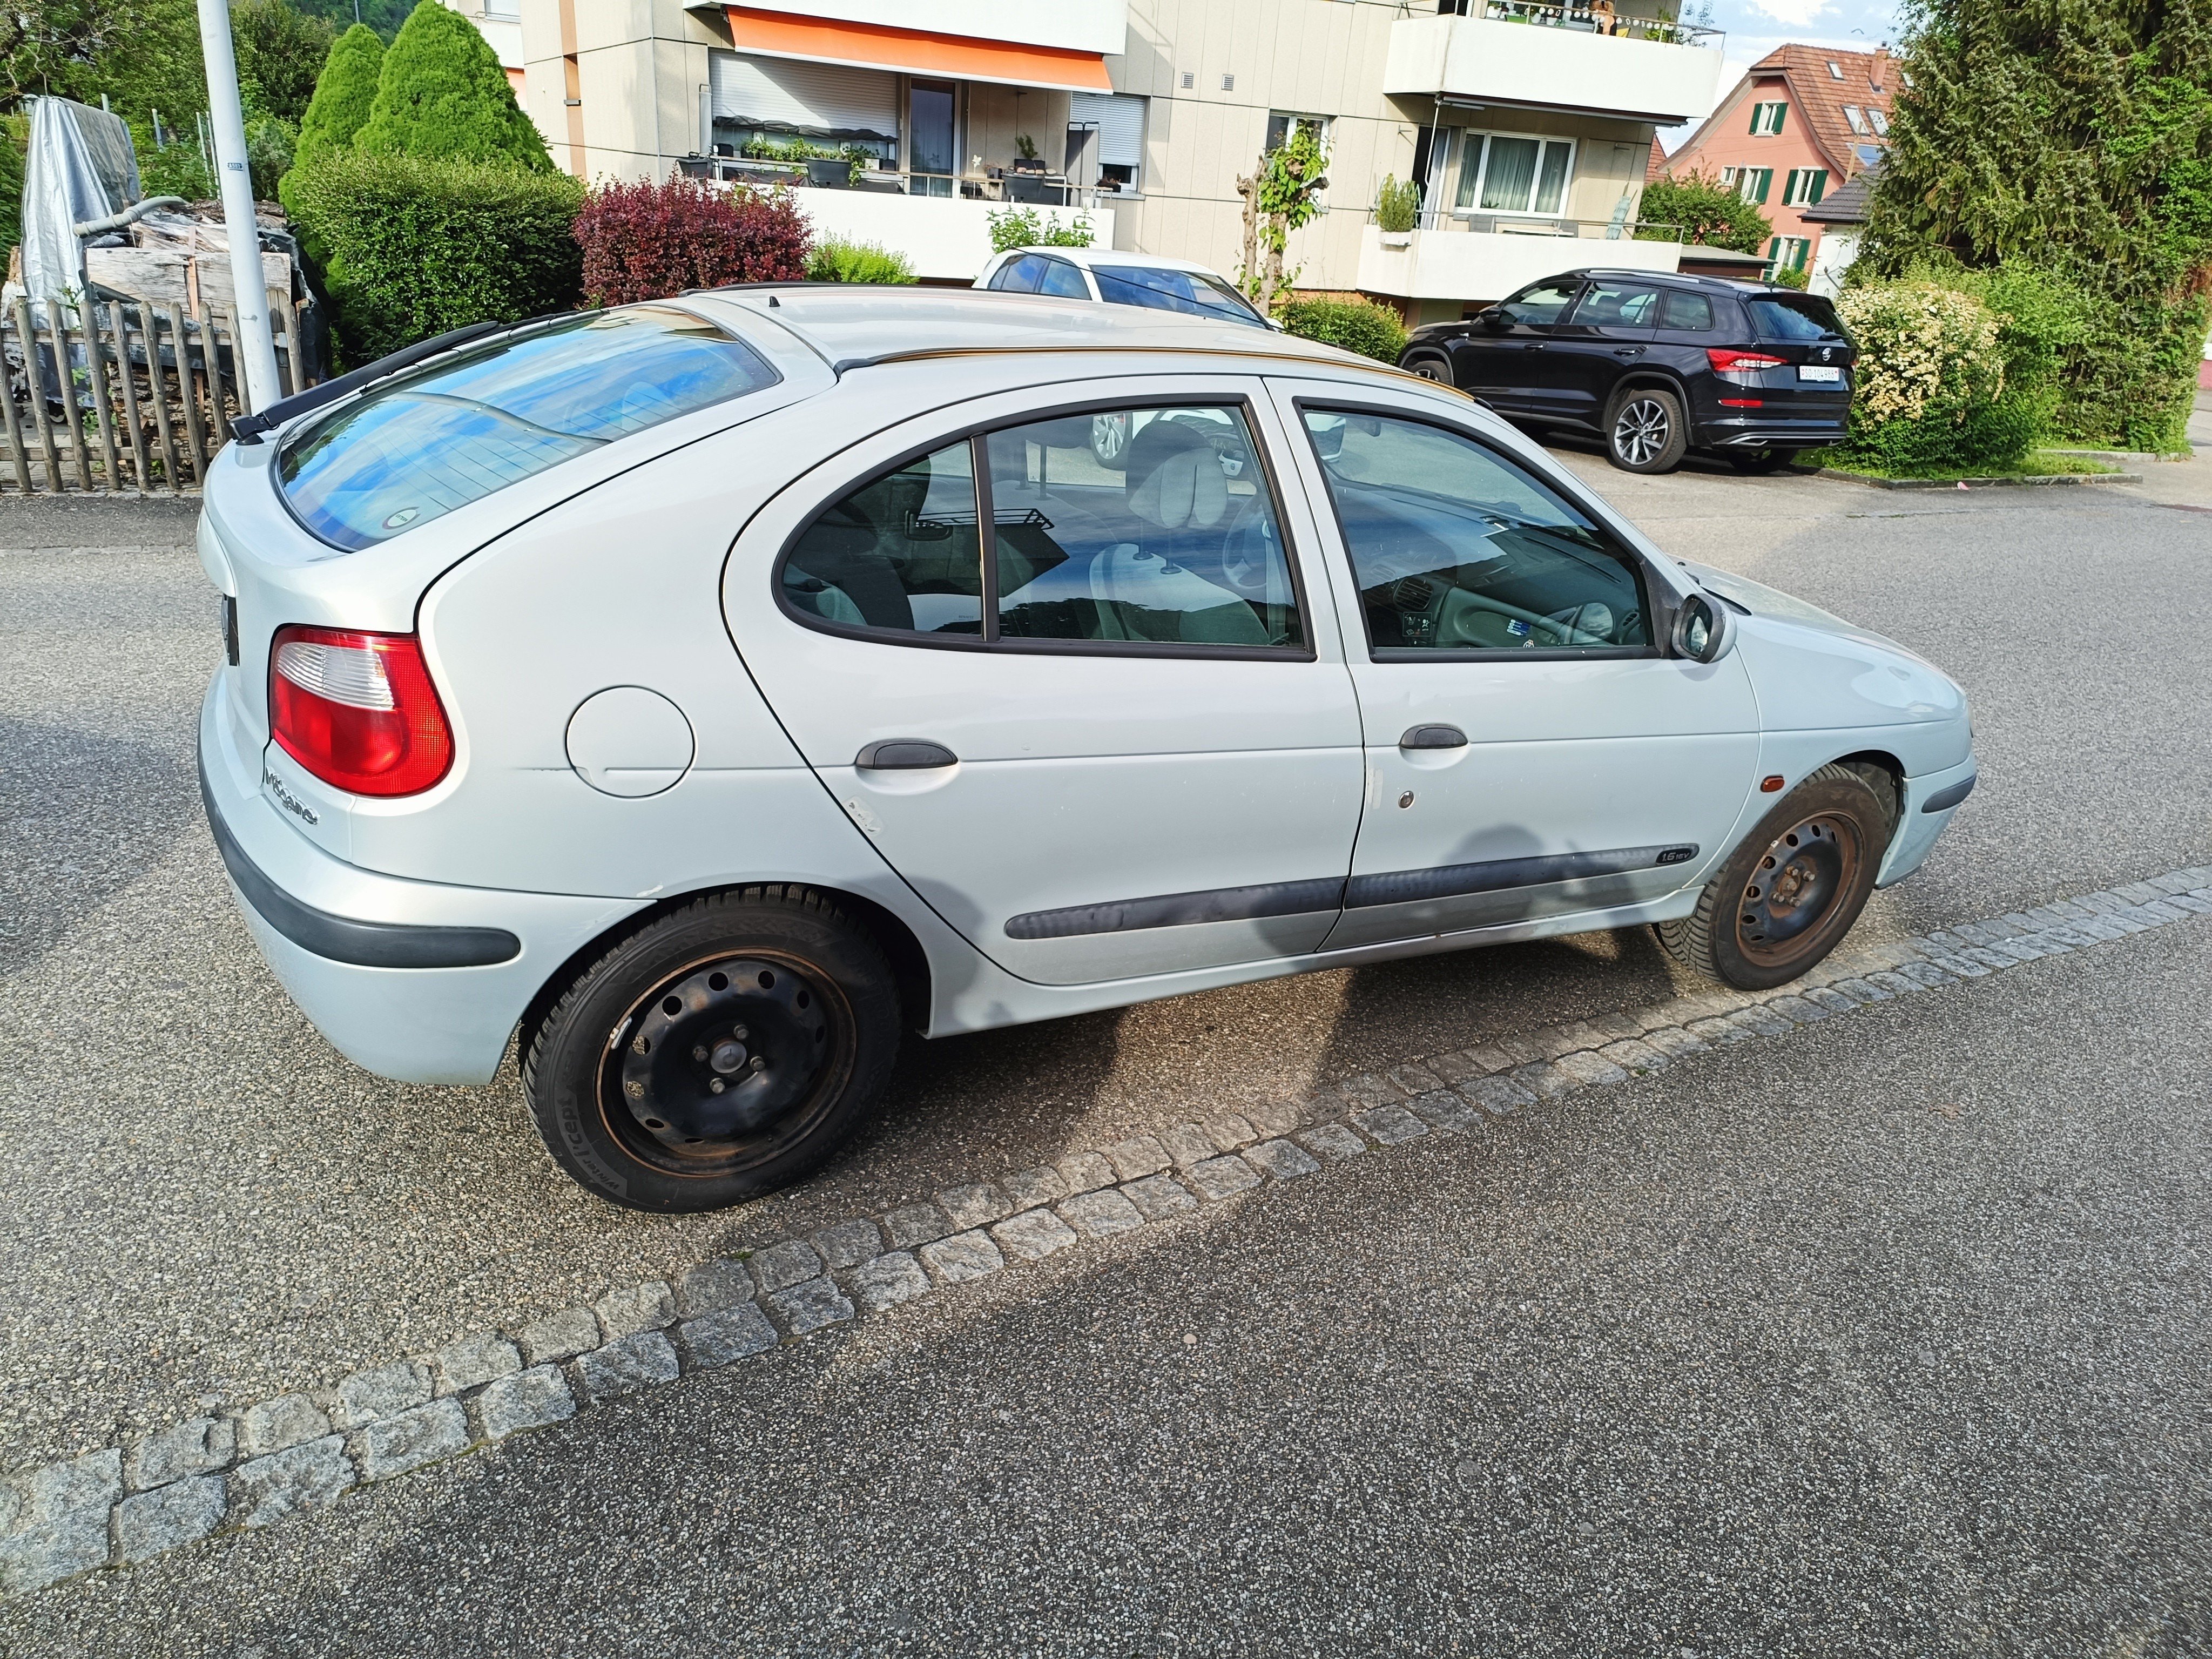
[227, 318, 513, 446]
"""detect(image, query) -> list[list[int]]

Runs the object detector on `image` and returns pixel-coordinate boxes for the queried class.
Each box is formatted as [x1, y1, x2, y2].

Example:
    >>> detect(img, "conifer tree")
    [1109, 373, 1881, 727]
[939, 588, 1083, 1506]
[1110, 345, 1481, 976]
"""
[355, 0, 547, 172]
[294, 21, 383, 166]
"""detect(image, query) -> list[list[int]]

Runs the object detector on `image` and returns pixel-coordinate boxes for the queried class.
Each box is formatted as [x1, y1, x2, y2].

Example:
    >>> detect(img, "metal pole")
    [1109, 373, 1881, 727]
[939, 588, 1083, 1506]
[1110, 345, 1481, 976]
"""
[196, 0, 282, 414]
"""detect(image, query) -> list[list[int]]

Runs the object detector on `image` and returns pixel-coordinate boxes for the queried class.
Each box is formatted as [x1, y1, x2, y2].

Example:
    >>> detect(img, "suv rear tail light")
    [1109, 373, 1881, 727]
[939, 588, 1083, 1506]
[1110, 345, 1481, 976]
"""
[1707, 348, 1790, 373]
[269, 625, 453, 797]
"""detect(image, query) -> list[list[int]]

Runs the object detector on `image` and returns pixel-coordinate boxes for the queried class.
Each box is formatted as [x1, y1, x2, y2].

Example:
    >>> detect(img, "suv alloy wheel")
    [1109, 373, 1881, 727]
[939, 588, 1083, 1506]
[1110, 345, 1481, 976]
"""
[1605, 387, 1688, 474]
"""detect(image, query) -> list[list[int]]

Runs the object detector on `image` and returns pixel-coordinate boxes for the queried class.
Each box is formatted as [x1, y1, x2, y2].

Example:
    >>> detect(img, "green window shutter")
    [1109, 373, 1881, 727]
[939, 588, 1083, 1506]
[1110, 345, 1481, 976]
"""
[1753, 168, 1771, 204]
[1749, 103, 1762, 134]
[1808, 169, 1826, 204]
[1772, 103, 1785, 135]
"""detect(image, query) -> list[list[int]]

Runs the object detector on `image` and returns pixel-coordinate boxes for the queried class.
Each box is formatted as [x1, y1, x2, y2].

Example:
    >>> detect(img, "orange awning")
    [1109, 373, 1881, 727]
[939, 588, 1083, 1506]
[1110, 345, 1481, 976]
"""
[724, 8, 1113, 95]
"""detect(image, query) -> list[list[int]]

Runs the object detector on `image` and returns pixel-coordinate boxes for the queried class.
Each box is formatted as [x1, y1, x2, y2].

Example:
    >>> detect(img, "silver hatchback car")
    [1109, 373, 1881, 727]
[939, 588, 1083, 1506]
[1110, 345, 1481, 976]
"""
[198, 290, 1976, 1212]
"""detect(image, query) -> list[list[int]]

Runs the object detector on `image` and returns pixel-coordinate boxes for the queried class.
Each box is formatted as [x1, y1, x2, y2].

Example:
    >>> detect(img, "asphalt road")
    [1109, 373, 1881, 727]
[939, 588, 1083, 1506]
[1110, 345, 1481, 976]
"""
[15, 882, 2210, 1656]
[3, 451, 2209, 1648]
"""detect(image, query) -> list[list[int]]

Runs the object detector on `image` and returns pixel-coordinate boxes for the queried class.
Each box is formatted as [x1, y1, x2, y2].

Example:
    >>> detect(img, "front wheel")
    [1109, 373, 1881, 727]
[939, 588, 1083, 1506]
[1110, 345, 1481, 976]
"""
[1604, 387, 1689, 474]
[1091, 411, 1131, 470]
[524, 887, 899, 1212]
[1655, 765, 1891, 990]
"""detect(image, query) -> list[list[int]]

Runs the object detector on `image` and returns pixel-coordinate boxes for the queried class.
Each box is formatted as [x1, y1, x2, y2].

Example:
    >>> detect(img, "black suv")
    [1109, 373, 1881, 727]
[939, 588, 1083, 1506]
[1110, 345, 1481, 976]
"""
[1400, 269, 1856, 475]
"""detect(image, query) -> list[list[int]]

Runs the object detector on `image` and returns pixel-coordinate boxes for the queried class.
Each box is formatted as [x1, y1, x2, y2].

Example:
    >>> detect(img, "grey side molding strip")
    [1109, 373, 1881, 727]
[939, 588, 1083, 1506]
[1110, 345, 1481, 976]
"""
[1347, 845, 1697, 910]
[1006, 877, 1347, 941]
[198, 753, 522, 969]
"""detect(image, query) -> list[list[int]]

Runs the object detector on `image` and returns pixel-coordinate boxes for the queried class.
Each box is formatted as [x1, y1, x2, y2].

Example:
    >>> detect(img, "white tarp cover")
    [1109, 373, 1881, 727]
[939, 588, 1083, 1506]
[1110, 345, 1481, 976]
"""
[21, 96, 143, 302]
[1069, 93, 1144, 168]
[710, 51, 899, 140]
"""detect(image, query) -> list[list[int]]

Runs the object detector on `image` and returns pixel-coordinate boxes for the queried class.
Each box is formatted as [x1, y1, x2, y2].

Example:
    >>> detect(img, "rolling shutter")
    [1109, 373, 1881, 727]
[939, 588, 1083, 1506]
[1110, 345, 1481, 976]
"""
[709, 51, 899, 140]
[1069, 92, 1145, 168]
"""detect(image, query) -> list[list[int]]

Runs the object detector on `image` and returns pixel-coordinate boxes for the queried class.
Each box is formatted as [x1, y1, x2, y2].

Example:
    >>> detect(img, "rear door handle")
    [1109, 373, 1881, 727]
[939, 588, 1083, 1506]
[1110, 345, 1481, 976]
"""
[855, 739, 958, 770]
[1612, 346, 1644, 358]
[1399, 724, 1468, 749]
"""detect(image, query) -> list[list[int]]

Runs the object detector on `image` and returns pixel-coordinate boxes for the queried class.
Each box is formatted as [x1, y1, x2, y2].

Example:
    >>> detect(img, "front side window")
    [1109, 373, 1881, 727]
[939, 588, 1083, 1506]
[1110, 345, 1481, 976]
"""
[1303, 411, 1649, 656]
[1495, 281, 1581, 327]
[1092, 265, 1265, 326]
[781, 404, 1303, 652]
[1454, 131, 1574, 216]
[1570, 281, 1660, 328]
[280, 308, 776, 552]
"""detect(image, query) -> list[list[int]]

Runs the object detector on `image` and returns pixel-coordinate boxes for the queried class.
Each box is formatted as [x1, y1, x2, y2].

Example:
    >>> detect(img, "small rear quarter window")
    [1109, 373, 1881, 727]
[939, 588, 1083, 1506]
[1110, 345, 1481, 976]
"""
[278, 307, 776, 552]
[1658, 291, 1715, 332]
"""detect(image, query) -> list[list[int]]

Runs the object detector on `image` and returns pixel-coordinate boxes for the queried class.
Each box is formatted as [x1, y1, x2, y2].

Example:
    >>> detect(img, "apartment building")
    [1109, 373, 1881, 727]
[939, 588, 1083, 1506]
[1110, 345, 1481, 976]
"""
[480, 0, 1727, 314]
[1661, 44, 1892, 278]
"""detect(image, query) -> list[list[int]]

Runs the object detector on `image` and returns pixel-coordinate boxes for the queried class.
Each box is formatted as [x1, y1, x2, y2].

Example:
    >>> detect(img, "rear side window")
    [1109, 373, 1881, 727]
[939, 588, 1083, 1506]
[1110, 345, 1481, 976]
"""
[1092, 266, 1265, 326]
[782, 443, 983, 636]
[990, 254, 1046, 293]
[1658, 291, 1715, 331]
[1036, 257, 1090, 299]
[1746, 294, 1845, 341]
[279, 308, 775, 552]
[1570, 281, 1660, 327]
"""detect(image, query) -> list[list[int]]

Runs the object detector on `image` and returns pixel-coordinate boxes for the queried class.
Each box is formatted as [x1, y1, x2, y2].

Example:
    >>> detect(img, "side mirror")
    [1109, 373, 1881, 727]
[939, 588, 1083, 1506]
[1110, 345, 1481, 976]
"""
[1673, 591, 1736, 663]
[1477, 309, 1510, 333]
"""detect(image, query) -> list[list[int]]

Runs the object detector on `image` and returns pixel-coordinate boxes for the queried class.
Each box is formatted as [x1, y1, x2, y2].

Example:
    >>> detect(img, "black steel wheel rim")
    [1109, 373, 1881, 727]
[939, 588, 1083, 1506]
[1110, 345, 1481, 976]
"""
[1613, 398, 1670, 466]
[1737, 815, 1860, 963]
[598, 953, 852, 1175]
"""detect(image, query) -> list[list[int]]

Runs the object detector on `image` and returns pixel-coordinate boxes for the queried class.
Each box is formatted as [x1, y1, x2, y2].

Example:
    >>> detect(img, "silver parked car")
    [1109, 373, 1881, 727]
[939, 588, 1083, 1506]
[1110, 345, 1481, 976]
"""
[198, 289, 1976, 1212]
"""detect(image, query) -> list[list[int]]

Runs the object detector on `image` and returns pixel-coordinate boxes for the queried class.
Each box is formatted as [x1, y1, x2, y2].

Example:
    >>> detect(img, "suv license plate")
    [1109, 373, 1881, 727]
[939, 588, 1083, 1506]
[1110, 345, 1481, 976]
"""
[1798, 365, 1842, 382]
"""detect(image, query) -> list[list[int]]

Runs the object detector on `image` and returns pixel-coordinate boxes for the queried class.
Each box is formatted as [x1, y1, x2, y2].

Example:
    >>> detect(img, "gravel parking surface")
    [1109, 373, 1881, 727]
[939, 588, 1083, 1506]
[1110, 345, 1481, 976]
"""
[3, 456, 2207, 1519]
[14, 905, 2207, 1656]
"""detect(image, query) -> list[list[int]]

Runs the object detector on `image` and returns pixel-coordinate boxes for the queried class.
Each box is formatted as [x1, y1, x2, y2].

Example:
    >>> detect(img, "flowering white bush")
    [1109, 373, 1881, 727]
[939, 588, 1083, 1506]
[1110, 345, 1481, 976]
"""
[1833, 281, 2029, 472]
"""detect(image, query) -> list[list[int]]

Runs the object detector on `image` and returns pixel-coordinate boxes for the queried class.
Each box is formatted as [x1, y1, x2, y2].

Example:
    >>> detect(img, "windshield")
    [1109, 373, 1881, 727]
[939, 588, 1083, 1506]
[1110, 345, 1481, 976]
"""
[1745, 294, 1846, 342]
[278, 307, 777, 551]
[1091, 264, 1267, 327]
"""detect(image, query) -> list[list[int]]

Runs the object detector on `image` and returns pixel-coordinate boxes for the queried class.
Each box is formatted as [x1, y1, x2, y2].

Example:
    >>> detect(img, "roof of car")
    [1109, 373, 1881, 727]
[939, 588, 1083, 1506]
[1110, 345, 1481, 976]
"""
[686, 286, 1366, 375]
[993, 246, 1227, 276]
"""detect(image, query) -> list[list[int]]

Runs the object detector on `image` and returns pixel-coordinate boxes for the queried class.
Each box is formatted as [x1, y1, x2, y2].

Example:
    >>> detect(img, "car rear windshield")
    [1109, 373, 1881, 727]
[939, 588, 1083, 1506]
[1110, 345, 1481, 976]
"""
[1745, 294, 1846, 342]
[278, 307, 777, 552]
[1091, 265, 1267, 327]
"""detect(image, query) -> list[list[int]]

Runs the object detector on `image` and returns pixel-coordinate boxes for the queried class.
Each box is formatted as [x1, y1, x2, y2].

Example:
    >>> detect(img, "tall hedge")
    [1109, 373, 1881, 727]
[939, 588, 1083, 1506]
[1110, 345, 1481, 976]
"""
[355, 0, 547, 171]
[283, 149, 583, 366]
[294, 21, 383, 166]
[1276, 295, 1407, 363]
[1857, 0, 2212, 450]
[1636, 173, 1771, 253]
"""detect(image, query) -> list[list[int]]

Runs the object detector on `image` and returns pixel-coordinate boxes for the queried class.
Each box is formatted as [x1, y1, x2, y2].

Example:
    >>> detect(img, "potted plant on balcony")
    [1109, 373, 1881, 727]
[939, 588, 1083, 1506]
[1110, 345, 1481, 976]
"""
[1375, 174, 1419, 246]
[1010, 133, 1047, 173]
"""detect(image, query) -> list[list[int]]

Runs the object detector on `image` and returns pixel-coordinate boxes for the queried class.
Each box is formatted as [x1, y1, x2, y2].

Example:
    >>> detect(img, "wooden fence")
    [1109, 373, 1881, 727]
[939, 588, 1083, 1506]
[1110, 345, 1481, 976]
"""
[0, 295, 308, 496]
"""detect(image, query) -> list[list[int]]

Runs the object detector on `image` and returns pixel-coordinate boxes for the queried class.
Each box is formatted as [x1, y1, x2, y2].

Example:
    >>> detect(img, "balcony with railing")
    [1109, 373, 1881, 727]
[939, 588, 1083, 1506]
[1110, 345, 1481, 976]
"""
[1357, 214, 1685, 304]
[1387, 1, 1727, 126]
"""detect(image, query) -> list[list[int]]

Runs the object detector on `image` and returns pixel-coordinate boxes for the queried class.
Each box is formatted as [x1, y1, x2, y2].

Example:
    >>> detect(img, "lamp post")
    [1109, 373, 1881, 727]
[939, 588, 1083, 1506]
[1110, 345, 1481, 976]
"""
[197, 0, 284, 414]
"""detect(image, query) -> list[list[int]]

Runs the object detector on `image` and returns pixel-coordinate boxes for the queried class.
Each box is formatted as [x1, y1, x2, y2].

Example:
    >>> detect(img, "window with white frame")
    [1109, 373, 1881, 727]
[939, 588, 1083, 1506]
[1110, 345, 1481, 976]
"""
[1453, 130, 1575, 217]
[1842, 105, 1869, 136]
[1718, 165, 1737, 187]
[1735, 167, 1772, 205]
[1266, 111, 1332, 152]
[1749, 100, 1788, 136]
[1782, 167, 1827, 207]
[1826, 60, 1844, 78]
[1768, 235, 1811, 273]
[1867, 107, 1890, 136]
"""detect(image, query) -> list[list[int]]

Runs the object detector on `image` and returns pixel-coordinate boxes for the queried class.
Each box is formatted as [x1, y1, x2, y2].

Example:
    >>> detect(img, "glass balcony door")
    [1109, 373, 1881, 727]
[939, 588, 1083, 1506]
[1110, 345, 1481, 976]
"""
[909, 79, 957, 198]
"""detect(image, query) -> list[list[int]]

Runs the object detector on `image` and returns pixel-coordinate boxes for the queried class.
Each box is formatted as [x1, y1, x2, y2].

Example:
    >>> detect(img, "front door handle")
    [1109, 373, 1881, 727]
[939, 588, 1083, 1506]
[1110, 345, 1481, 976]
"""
[1612, 346, 1644, 358]
[855, 739, 958, 770]
[1399, 724, 1467, 750]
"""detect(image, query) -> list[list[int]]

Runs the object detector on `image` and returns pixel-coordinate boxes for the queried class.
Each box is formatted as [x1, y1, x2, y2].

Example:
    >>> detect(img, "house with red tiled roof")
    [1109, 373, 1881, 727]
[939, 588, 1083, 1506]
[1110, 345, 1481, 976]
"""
[1661, 44, 1893, 278]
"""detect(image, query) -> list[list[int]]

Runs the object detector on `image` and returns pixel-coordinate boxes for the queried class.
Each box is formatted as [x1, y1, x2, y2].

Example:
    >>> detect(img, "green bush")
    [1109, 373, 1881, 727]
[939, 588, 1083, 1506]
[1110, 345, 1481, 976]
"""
[0, 113, 25, 255]
[1830, 280, 2037, 474]
[1374, 174, 1419, 234]
[233, 0, 336, 124]
[1276, 295, 1407, 365]
[1766, 262, 1810, 289]
[282, 148, 583, 366]
[807, 238, 916, 284]
[355, 0, 548, 171]
[1635, 172, 1771, 253]
[295, 21, 383, 166]
[984, 206, 1092, 253]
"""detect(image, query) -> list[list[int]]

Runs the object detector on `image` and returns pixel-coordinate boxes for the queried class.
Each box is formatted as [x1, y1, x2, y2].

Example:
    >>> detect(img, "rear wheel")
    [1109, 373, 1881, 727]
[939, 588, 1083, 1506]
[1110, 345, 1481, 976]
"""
[524, 887, 899, 1212]
[1655, 764, 1890, 990]
[1090, 411, 1131, 470]
[1405, 353, 1453, 385]
[1604, 387, 1688, 474]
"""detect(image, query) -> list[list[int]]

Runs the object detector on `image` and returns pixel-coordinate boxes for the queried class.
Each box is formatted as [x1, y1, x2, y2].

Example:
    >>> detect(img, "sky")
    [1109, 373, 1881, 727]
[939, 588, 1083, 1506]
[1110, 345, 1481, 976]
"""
[1657, 0, 1910, 150]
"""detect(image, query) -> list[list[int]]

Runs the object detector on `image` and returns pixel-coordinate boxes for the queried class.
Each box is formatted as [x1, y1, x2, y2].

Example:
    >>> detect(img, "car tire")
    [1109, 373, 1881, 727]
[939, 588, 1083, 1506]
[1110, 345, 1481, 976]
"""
[523, 887, 900, 1213]
[1090, 411, 1131, 470]
[1728, 447, 1801, 474]
[1654, 764, 1892, 990]
[1604, 387, 1689, 474]
[1405, 353, 1453, 385]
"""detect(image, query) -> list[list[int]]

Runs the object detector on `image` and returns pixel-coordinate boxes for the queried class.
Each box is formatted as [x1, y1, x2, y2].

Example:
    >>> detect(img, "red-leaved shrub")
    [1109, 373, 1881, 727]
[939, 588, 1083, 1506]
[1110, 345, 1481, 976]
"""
[571, 178, 811, 306]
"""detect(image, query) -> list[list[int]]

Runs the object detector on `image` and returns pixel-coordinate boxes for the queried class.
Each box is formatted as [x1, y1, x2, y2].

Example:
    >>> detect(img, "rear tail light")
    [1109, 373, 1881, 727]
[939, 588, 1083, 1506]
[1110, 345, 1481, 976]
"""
[269, 625, 453, 797]
[1707, 348, 1789, 373]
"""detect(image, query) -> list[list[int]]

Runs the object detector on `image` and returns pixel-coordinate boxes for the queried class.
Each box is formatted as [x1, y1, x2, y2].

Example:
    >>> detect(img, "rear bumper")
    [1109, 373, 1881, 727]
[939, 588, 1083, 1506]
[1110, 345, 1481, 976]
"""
[1696, 413, 1850, 449]
[199, 675, 644, 1084]
[1876, 752, 1978, 888]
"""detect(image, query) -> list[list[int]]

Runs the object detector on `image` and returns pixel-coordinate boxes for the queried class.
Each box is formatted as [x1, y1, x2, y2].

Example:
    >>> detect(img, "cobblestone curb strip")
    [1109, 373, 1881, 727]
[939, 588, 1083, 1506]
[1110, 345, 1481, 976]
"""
[5, 867, 2209, 1599]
